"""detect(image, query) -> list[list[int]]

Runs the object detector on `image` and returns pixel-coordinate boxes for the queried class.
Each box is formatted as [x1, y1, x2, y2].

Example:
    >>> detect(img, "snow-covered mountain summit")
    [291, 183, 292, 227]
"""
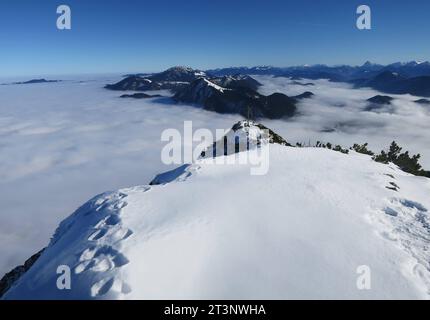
[2, 124, 430, 299]
[198, 120, 291, 160]
[149, 66, 207, 82]
[105, 66, 207, 92]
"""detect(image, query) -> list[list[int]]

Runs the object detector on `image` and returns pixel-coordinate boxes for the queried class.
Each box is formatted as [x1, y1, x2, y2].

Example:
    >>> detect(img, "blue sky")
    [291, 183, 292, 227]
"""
[0, 0, 429, 76]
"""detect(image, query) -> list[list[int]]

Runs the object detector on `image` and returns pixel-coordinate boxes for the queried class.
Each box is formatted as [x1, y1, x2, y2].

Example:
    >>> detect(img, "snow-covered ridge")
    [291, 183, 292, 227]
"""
[173, 78, 230, 105]
[201, 78, 228, 93]
[198, 120, 290, 160]
[2, 141, 430, 299]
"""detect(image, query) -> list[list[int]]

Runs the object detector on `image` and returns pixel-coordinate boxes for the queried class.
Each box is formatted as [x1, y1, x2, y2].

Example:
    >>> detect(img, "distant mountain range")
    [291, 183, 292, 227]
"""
[105, 62, 430, 119]
[414, 98, 430, 105]
[208, 61, 430, 97]
[207, 61, 430, 80]
[361, 94, 430, 113]
[2, 79, 61, 86]
[352, 71, 430, 97]
[113, 61, 430, 98]
[106, 67, 314, 119]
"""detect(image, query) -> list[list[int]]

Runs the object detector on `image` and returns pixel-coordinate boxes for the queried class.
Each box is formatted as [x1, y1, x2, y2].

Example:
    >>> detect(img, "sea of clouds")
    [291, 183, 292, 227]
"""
[0, 74, 429, 276]
[0, 76, 239, 276]
[255, 75, 430, 168]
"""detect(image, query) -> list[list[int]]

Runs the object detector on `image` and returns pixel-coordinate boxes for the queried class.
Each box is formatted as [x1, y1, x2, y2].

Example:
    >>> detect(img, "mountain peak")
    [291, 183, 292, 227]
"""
[149, 66, 207, 82]
[367, 95, 394, 105]
[167, 66, 193, 71]
[231, 120, 291, 146]
[200, 120, 291, 159]
[362, 60, 377, 67]
[165, 66, 205, 75]
[4, 141, 430, 299]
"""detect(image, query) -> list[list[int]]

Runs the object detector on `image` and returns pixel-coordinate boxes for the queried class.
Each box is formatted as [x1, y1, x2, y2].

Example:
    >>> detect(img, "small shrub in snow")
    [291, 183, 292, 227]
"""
[373, 141, 430, 178]
[352, 143, 374, 156]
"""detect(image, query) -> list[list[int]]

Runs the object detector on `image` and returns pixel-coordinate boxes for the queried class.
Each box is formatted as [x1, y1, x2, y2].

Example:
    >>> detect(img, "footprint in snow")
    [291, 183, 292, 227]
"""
[88, 224, 133, 243]
[94, 214, 121, 229]
[90, 276, 131, 297]
[91, 277, 115, 297]
[384, 207, 398, 217]
[74, 246, 129, 274]
[399, 199, 428, 212]
[75, 193, 134, 297]
[386, 181, 400, 192]
[88, 228, 108, 241]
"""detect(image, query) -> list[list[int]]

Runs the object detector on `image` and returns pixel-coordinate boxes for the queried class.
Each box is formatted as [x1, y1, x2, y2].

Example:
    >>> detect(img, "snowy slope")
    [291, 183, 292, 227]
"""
[198, 120, 290, 160]
[3, 144, 430, 299]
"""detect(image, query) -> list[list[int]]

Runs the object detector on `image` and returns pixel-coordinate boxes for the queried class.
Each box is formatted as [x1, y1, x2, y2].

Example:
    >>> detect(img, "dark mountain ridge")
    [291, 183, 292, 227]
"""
[207, 61, 430, 97]
[367, 95, 394, 105]
[354, 72, 430, 97]
[105, 66, 209, 92]
[207, 61, 430, 80]
[2, 79, 62, 86]
[173, 78, 298, 119]
[106, 66, 313, 120]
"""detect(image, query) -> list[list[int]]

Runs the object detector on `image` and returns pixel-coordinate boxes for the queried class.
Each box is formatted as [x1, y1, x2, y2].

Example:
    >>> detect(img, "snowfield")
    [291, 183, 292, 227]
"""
[0, 76, 239, 277]
[3, 144, 430, 299]
[1, 75, 430, 299]
[1, 75, 430, 281]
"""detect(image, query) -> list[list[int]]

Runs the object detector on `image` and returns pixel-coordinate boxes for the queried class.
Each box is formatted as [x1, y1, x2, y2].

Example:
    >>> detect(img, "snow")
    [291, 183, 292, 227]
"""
[180, 78, 231, 103]
[199, 120, 273, 160]
[405, 61, 428, 66]
[0, 75, 240, 277]
[1, 74, 430, 299]
[202, 78, 228, 92]
[3, 145, 430, 299]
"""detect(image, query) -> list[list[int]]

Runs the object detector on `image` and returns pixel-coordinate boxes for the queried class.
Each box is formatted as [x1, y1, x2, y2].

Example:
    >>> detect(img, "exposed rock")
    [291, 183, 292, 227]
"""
[200, 120, 291, 159]
[210, 75, 262, 91]
[0, 249, 45, 298]
[293, 91, 314, 100]
[174, 78, 297, 119]
[105, 76, 161, 91]
[291, 81, 315, 86]
[414, 98, 430, 105]
[120, 93, 162, 99]
[367, 95, 394, 105]
[2, 79, 61, 86]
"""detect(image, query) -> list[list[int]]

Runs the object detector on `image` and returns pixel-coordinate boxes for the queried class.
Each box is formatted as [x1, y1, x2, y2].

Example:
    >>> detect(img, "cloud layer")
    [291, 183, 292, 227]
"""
[255, 76, 430, 168]
[0, 74, 429, 276]
[0, 77, 239, 275]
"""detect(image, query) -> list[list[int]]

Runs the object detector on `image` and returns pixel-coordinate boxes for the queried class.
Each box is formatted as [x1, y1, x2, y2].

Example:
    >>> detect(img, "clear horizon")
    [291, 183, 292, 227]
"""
[1, 59, 429, 80]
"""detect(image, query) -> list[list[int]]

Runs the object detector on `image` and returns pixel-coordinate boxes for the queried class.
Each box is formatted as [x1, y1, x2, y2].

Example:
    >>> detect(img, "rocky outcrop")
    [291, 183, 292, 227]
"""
[174, 78, 297, 119]
[120, 93, 162, 99]
[0, 249, 45, 298]
[200, 120, 291, 159]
